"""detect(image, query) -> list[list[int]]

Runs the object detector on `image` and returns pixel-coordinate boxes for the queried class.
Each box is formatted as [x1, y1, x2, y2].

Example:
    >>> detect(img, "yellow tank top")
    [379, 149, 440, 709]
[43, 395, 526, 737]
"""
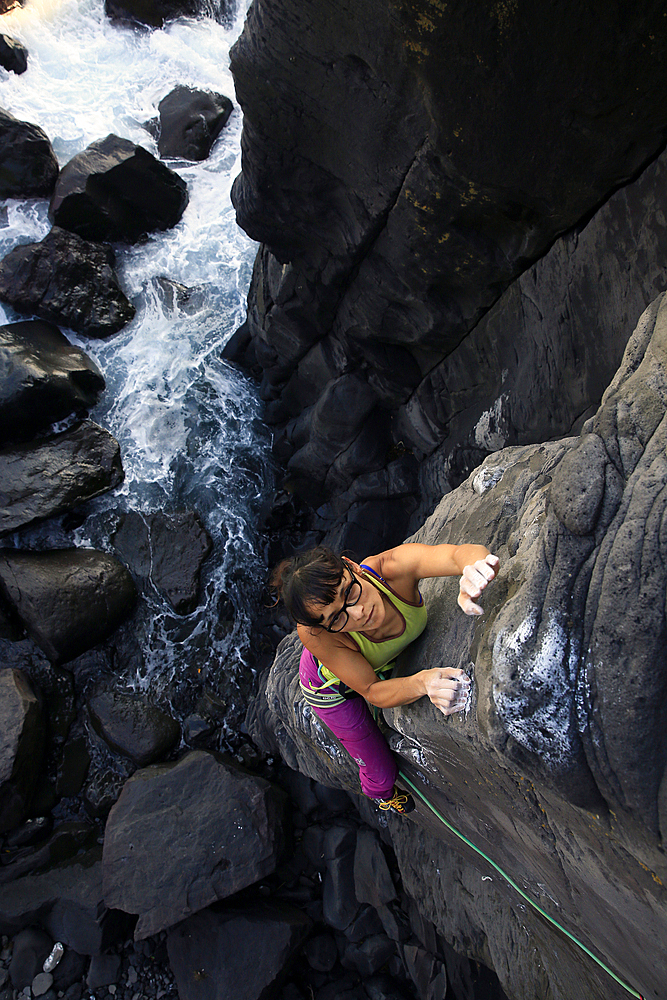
[318, 567, 428, 685]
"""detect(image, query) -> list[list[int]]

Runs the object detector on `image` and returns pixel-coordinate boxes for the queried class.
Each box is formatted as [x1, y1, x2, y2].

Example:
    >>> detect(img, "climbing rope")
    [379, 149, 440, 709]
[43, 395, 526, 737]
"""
[397, 769, 645, 1000]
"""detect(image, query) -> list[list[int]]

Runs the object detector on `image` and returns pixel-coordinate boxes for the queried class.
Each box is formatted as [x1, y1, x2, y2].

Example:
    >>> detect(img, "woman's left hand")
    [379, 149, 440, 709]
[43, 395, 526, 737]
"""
[457, 553, 499, 616]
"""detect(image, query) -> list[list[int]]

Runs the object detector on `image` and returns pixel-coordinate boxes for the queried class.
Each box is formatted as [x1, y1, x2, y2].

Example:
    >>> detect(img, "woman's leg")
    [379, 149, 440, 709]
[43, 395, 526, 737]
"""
[299, 648, 397, 799]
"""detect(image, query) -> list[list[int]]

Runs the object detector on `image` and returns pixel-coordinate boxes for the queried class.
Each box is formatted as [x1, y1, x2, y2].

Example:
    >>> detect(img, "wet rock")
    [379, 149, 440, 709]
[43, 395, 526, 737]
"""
[0, 228, 135, 338]
[152, 86, 233, 161]
[0, 36, 27, 75]
[86, 953, 120, 989]
[0, 847, 128, 954]
[303, 932, 337, 972]
[82, 767, 127, 820]
[112, 509, 212, 614]
[51, 949, 87, 992]
[153, 277, 207, 315]
[87, 689, 180, 767]
[363, 975, 412, 1000]
[102, 750, 287, 938]
[0, 669, 44, 834]
[50, 135, 188, 244]
[401, 946, 445, 1000]
[340, 934, 396, 977]
[0, 421, 123, 536]
[166, 901, 311, 1000]
[56, 738, 91, 798]
[322, 826, 359, 931]
[8, 929, 52, 989]
[353, 829, 396, 909]
[5, 816, 51, 849]
[0, 321, 105, 443]
[31, 972, 53, 997]
[0, 548, 137, 664]
[105, 0, 228, 28]
[0, 110, 58, 198]
[343, 905, 383, 943]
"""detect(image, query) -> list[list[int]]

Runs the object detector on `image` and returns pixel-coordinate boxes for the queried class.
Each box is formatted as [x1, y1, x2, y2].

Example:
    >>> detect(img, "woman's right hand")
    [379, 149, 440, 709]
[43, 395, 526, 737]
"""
[421, 667, 471, 715]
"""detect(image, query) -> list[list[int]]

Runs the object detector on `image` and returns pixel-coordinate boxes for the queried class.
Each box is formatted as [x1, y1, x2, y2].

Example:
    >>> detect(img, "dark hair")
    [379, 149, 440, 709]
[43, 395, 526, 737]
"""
[270, 546, 347, 627]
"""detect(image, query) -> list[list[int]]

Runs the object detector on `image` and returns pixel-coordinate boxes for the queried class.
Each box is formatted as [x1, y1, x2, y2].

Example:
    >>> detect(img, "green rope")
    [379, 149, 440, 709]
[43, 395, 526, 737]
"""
[397, 769, 644, 1000]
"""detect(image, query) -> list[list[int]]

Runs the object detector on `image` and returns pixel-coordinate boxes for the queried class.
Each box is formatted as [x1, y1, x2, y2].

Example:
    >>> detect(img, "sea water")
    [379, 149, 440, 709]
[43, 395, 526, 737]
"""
[0, 0, 271, 733]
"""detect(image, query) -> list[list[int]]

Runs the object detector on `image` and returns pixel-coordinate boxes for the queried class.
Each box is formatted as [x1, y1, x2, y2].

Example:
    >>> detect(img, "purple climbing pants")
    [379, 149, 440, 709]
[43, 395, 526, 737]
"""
[299, 648, 397, 799]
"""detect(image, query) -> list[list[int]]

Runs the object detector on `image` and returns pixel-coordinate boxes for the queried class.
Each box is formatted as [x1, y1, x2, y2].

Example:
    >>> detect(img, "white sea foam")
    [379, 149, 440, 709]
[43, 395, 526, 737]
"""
[0, 0, 271, 711]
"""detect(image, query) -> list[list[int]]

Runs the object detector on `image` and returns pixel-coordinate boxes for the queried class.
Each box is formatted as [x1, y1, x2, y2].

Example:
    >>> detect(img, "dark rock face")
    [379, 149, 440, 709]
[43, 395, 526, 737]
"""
[0, 227, 135, 337]
[49, 135, 188, 244]
[229, 0, 667, 548]
[0, 320, 105, 443]
[166, 902, 311, 1000]
[112, 509, 212, 614]
[0, 846, 127, 954]
[0, 109, 58, 199]
[105, 0, 229, 29]
[0, 548, 137, 663]
[248, 294, 667, 1000]
[102, 750, 287, 939]
[87, 689, 180, 766]
[0, 420, 124, 536]
[0, 669, 44, 833]
[153, 86, 233, 161]
[0, 35, 27, 75]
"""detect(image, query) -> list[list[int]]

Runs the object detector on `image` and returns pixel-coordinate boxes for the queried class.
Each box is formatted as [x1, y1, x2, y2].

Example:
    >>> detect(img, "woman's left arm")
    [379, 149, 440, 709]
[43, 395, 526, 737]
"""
[374, 542, 499, 616]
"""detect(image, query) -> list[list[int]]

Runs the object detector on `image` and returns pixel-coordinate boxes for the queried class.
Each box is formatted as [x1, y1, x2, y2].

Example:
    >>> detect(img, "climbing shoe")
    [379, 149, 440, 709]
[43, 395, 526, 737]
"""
[377, 785, 415, 815]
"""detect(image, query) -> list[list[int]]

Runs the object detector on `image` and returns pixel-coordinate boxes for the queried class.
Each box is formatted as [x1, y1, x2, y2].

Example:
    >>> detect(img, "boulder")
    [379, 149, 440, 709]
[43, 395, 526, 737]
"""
[0, 846, 128, 954]
[153, 86, 233, 161]
[0, 668, 44, 833]
[353, 829, 396, 910]
[166, 902, 311, 1000]
[105, 0, 228, 28]
[0, 110, 58, 198]
[112, 509, 212, 613]
[0, 228, 135, 338]
[8, 928, 52, 989]
[0, 549, 137, 663]
[102, 750, 287, 938]
[0, 35, 27, 75]
[49, 135, 188, 244]
[0, 420, 123, 535]
[0, 320, 105, 443]
[87, 688, 180, 766]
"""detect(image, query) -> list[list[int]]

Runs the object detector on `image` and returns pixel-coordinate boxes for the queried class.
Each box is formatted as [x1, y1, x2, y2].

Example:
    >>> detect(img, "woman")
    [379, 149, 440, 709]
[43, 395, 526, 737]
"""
[272, 542, 499, 814]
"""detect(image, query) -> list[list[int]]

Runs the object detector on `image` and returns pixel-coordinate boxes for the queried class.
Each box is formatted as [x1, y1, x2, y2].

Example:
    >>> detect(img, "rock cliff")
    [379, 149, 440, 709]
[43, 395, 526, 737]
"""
[229, 0, 667, 552]
[247, 293, 667, 1000]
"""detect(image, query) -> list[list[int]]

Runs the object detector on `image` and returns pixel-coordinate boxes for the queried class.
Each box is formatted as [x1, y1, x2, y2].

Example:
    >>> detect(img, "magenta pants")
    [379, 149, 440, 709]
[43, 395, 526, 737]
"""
[299, 648, 397, 799]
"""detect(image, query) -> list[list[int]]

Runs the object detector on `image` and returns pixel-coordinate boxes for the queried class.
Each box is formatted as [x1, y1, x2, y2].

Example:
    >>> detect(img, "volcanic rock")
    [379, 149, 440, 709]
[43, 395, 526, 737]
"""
[0, 228, 135, 337]
[0, 846, 127, 954]
[166, 902, 311, 1000]
[247, 292, 667, 1000]
[0, 420, 123, 536]
[0, 548, 136, 663]
[0, 668, 44, 833]
[0, 35, 27, 75]
[87, 688, 180, 766]
[0, 321, 105, 443]
[105, 0, 229, 28]
[153, 86, 233, 161]
[49, 135, 188, 244]
[112, 509, 212, 613]
[8, 928, 52, 989]
[0, 110, 58, 198]
[102, 750, 287, 938]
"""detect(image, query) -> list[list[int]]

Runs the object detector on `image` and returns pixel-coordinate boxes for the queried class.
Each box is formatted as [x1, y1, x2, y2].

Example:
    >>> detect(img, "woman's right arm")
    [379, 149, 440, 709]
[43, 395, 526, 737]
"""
[298, 626, 469, 715]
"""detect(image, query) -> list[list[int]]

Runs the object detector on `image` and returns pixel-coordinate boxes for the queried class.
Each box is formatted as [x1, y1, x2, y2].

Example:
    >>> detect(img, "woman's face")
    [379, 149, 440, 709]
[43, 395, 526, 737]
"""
[307, 559, 385, 633]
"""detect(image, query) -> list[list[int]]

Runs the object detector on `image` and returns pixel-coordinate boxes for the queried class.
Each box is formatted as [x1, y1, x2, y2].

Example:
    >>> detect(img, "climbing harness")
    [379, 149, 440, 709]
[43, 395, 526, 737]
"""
[397, 770, 645, 1000]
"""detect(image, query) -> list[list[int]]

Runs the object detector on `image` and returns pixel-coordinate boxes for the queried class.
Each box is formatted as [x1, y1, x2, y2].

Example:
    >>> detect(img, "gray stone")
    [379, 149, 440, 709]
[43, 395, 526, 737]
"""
[155, 86, 233, 161]
[166, 902, 311, 1000]
[87, 689, 180, 767]
[0, 110, 58, 199]
[8, 929, 52, 989]
[0, 228, 135, 338]
[50, 135, 188, 245]
[0, 321, 105, 444]
[102, 750, 286, 938]
[353, 829, 396, 909]
[341, 934, 396, 978]
[0, 421, 123, 536]
[0, 669, 43, 833]
[0, 548, 136, 664]
[31, 972, 53, 997]
[86, 954, 120, 989]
